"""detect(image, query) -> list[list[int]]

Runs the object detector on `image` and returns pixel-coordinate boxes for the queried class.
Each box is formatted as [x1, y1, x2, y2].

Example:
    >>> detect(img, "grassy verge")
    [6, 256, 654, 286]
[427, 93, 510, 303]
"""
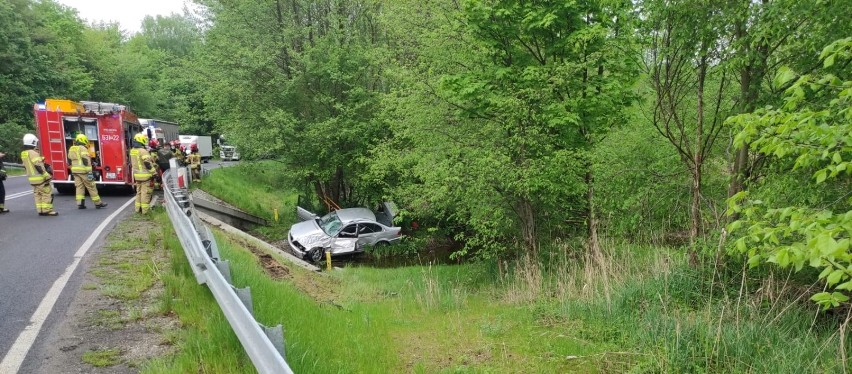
[198, 161, 297, 241]
[141, 211, 256, 373]
[513, 243, 849, 372]
[213, 230, 604, 373]
[5, 167, 25, 176]
[44, 212, 177, 372]
[186, 163, 851, 372]
[211, 231, 850, 372]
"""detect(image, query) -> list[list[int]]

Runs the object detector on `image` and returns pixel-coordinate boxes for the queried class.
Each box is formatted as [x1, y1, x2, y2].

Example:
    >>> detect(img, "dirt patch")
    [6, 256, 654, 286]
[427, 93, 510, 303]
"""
[394, 330, 495, 372]
[31, 213, 179, 373]
[247, 246, 290, 280]
[222, 234, 344, 304]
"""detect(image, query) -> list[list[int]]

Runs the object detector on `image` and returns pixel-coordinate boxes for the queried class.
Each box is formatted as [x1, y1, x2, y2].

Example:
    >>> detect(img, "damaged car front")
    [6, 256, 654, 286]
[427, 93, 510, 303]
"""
[288, 207, 402, 263]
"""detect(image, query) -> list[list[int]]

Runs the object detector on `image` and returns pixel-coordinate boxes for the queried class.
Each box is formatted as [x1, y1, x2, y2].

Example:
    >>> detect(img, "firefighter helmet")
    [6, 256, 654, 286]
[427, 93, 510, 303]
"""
[148, 139, 159, 149]
[191, 144, 198, 152]
[23, 133, 38, 147]
[75, 133, 89, 146]
[134, 132, 148, 145]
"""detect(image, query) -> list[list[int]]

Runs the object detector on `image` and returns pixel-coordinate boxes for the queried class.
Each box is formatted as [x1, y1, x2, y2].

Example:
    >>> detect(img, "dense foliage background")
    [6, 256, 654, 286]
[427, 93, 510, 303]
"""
[1, 0, 850, 309]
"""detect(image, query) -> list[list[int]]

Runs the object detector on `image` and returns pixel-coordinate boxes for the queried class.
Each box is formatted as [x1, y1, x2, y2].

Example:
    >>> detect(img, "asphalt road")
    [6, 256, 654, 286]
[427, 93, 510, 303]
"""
[0, 160, 238, 372]
[203, 159, 239, 172]
[0, 175, 135, 372]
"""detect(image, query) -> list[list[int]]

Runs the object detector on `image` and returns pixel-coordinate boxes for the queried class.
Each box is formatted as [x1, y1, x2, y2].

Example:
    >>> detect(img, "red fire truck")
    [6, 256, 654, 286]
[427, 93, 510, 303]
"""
[33, 99, 144, 194]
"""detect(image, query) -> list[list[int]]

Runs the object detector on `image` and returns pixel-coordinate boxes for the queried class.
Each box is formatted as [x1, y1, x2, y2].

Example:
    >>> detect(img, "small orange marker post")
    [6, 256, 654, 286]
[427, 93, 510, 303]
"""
[325, 251, 332, 271]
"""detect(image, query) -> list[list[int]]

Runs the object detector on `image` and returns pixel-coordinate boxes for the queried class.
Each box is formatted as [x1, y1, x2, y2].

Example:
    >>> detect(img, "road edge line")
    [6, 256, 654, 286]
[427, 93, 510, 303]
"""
[0, 197, 134, 373]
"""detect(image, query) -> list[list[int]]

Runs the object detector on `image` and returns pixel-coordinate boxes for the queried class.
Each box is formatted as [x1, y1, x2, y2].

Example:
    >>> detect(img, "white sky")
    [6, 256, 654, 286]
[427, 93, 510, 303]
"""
[56, 0, 191, 34]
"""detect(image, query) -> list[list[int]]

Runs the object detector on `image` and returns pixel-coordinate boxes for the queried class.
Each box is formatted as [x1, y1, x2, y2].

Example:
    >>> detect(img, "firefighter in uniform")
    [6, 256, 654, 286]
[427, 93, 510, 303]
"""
[130, 132, 156, 214]
[156, 140, 174, 173]
[189, 144, 201, 182]
[148, 139, 161, 190]
[68, 134, 107, 209]
[21, 133, 58, 216]
[0, 149, 8, 213]
[174, 142, 186, 165]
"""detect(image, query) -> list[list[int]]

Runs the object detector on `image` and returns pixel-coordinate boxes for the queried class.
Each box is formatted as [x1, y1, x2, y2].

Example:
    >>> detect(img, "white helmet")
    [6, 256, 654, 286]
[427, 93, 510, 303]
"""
[23, 133, 39, 147]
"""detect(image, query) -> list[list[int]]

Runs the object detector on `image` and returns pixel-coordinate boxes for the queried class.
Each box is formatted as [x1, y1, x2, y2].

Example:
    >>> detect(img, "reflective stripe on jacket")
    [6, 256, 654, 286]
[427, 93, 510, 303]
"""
[68, 145, 92, 174]
[21, 149, 48, 185]
[189, 153, 201, 168]
[130, 147, 154, 182]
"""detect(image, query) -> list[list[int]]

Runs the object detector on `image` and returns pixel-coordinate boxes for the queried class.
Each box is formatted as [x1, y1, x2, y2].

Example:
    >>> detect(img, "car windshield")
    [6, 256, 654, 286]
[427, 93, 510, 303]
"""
[317, 212, 342, 235]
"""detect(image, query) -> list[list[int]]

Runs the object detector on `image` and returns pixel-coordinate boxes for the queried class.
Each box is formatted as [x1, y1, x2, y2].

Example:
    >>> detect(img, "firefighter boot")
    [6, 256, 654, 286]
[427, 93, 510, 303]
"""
[0, 205, 9, 213]
[78, 201, 87, 209]
[39, 211, 59, 216]
[95, 202, 108, 209]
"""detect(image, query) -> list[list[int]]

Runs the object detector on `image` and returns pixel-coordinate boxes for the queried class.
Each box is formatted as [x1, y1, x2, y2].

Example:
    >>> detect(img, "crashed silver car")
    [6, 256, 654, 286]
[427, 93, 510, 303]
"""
[288, 203, 402, 263]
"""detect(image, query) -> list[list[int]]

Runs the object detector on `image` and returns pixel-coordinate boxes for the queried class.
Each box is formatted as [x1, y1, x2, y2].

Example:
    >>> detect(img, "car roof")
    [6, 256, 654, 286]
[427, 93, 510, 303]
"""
[336, 208, 376, 223]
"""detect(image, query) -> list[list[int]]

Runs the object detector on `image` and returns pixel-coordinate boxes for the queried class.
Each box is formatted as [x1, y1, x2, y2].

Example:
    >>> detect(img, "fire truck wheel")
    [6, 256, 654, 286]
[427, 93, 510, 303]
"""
[120, 185, 136, 195]
[55, 184, 75, 195]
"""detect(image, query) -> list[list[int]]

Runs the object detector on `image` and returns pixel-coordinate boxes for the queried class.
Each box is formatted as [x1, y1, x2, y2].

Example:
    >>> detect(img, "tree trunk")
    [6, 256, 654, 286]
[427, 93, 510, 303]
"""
[727, 12, 768, 211]
[689, 165, 702, 265]
[690, 53, 708, 265]
[586, 170, 602, 260]
[727, 19, 752, 205]
[518, 198, 537, 255]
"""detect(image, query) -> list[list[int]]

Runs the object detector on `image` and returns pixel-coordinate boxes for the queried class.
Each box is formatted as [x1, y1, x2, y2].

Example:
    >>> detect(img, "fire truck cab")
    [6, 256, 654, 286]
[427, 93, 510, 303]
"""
[33, 99, 143, 194]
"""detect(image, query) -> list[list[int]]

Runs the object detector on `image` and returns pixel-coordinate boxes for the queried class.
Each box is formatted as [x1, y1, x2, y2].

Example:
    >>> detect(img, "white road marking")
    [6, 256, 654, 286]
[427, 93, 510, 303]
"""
[5, 191, 33, 200]
[0, 197, 134, 373]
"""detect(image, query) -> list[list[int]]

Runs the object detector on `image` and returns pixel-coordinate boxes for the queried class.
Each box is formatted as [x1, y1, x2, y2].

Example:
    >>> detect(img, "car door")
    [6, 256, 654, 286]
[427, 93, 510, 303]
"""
[296, 206, 318, 221]
[332, 224, 358, 253]
[356, 223, 383, 247]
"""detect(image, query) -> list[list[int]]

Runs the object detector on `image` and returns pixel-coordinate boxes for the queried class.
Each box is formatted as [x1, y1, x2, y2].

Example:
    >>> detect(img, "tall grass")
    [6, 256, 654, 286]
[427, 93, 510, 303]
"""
[140, 212, 255, 374]
[213, 232, 400, 373]
[505, 239, 851, 372]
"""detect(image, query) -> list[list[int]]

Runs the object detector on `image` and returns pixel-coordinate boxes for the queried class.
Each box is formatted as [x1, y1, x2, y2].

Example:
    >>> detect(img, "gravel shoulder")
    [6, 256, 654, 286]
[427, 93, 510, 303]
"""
[30, 211, 178, 373]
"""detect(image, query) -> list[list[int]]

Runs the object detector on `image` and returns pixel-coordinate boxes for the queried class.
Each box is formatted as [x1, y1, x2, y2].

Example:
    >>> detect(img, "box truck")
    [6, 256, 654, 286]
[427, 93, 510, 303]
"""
[179, 135, 213, 162]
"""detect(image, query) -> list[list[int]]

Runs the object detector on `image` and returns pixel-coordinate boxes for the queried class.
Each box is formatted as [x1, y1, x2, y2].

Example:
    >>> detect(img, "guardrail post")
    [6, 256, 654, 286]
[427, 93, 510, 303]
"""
[234, 286, 254, 315]
[262, 325, 286, 360]
[216, 260, 232, 283]
[203, 225, 222, 259]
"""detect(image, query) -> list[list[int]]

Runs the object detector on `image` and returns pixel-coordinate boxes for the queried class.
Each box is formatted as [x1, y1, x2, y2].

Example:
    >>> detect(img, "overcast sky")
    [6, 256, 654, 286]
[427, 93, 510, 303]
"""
[56, 0, 190, 34]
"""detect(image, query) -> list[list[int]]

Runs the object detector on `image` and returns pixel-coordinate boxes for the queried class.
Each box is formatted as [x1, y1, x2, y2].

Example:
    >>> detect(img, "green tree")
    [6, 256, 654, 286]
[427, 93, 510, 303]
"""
[197, 0, 387, 207]
[140, 14, 200, 57]
[642, 0, 737, 258]
[373, 0, 637, 257]
[0, 0, 93, 159]
[78, 24, 163, 116]
[137, 12, 206, 128]
[727, 0, 852, 202]
[727, 38, 852, 310]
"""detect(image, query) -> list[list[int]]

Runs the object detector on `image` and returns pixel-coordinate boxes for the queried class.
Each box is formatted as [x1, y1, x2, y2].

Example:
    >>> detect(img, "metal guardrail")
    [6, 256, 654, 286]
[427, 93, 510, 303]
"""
[162, 161, 294, 374]
[3, 162, 24, 169]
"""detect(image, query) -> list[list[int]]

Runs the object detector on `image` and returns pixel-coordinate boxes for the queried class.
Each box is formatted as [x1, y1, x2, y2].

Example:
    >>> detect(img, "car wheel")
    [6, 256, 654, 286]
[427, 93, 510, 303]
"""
[374, 241, 389, 248]
[308, 248, 325, 263]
